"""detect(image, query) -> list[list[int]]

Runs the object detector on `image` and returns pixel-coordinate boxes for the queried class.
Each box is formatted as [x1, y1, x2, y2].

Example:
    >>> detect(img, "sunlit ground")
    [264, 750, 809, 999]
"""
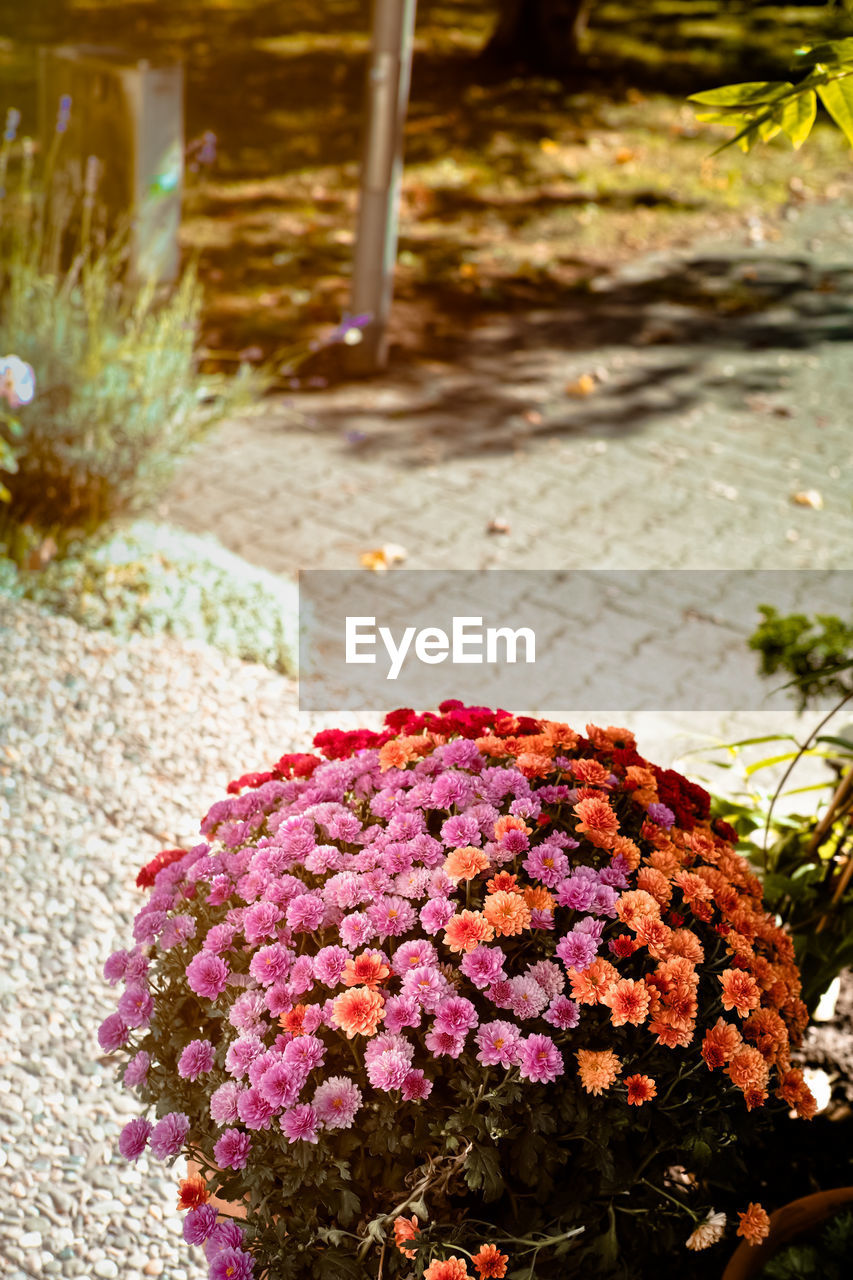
[1, 1, 852, 368]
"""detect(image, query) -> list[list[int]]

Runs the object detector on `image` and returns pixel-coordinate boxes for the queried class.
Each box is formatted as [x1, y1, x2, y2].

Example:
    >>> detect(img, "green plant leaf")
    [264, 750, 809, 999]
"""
[688, 81, 792, 108]
[793, 38, 853, 69]
[818, 76, 853, 147]
[745, 749, 836, 776]
[781, 89, 817, 148]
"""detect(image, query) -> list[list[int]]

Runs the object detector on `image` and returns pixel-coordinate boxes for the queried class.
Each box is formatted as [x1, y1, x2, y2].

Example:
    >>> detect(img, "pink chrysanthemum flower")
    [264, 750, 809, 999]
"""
[459, 945, 506, 990]
[213, 1128, 252, 1170]
[366, 1049, 410, 1091]
[178, 1039, 216, 1081]
[281, 1103, 319, 1144]
[401, 1068, 433, 1100]
[475, 1020, 521, 1068]
[518, 1034, 564, 1083]
[313, 1076, 362, 1129]
[434, 995, 479, 1037]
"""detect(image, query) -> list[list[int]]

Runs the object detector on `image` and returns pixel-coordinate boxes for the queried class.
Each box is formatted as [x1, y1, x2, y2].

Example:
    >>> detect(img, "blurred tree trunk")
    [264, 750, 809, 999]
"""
[484, 0, 594, 74]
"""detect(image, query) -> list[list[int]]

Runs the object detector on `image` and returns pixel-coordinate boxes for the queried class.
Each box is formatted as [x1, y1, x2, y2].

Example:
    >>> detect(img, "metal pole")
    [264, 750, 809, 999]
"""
[346, 0, 417, 375]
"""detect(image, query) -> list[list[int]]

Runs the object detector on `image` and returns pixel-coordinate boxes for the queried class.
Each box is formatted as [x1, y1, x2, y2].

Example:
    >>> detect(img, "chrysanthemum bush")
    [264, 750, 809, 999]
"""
[99, 703, 817, 1280]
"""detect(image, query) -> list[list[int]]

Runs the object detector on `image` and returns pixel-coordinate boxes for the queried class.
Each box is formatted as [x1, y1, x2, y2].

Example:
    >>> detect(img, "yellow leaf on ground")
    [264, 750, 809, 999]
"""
[791, 490, 823, 510]
[565, 373, 596, 397]
[359, 544, 408, 571]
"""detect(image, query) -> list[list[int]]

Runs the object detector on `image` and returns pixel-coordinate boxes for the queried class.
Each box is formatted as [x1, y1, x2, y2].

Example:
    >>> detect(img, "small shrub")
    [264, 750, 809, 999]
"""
[0, 521, 298, 674]
[0, 105, 258, 548]
[749, 606, 853, 712]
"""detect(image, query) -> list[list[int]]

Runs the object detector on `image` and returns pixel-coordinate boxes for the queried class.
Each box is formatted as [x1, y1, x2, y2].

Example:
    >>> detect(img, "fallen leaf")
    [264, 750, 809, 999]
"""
[522, 409, 542, 425]
[614, 147, 635, 164]
[565, 373, 596, 397]
[791, 489, 823, 510]
[359, 544, 408, 571]
[487, 517, 511, 535]
[26, 536, 58, 571]
[539, 138, 560, 154]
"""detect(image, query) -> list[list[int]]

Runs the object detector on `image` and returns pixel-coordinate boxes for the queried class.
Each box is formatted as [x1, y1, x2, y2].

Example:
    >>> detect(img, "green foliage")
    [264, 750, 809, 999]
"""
[0, 404, 23, 503]
[707, 725, 853, 1013]
[760, 1208, 853, 1280]
[0, 109, 259, 550]
[689, 38, 853, 153]
[0, 521, 298, 674]
[749, 606, 853, 712]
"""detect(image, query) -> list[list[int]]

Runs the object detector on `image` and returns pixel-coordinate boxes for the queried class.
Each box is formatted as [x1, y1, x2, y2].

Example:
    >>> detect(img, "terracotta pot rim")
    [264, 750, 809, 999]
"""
[721, 1187, 853, 1280]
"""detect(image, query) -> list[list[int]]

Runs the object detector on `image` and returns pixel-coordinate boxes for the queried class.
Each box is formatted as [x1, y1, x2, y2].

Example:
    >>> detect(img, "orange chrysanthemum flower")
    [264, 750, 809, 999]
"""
[516, 750, 554, 778]
[568, 957, 618, 1005]
[647, 845, 682, 877]
[342, 950, 391, 989]
[609, 834, 642, 871]
[472, 1243, 509, 1278]
[378, 735, 430, 772]
[393, 1215, 420, 1260]
[279, 1004, 308, 1036]
[540, 720, 580, 750]
[331, 985, 385, 1038]
[494, 814, 531, 841]
[482, 890, 531, 937]
[701, 1017, 742, 1070]
[667, 929, 705, 964]
[523, 884, 555, 912]
[616, 889, 661, 930]
[475, 735, 506, 757]
[586, 722, 636, 751]
[571, 758, 612, 786]
[444, 910, 495, 953]
[444, 846, 490, 882]
[736, 1203, 770, 1247]
[625, 764, 659, 805]
[727, 1046, 770, 1091]
[487, 870, 518, 893]
[719, 968, 761, 1018]
[424, 1257, 471, 1280]
[573, 796, 620, 848]
[602, 977, 651, 1027]
[636, 866, 673, 908]
[674, 870, 715, 906]
[177, 1174, 210, 1211]
[649, 1011, 696, 1049]
[633, 917, 673, 959]
[625, 1074, 657, 1105]
[577, 1048, 622, 1095]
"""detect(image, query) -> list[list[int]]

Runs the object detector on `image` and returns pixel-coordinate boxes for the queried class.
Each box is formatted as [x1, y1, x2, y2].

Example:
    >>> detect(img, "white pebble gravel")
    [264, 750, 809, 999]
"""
[0, 597, 369, 1279]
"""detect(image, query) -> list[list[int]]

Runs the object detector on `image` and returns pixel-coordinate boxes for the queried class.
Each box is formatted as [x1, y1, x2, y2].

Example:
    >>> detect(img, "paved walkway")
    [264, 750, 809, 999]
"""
[163, 199, 853, 576]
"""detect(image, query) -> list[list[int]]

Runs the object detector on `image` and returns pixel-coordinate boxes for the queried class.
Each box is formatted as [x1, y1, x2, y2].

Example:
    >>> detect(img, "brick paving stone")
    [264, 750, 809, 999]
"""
[159, 196, 853, 742]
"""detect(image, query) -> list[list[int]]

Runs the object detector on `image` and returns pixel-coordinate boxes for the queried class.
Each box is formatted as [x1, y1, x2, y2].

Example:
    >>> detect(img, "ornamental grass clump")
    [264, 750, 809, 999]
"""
[99, 703, 816, 1280]
[0, 102, 254, 552]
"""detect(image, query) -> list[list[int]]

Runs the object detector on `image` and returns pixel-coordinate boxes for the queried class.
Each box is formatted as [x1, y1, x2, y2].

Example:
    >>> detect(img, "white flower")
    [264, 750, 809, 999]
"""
[686, 1210, 727, 1251]
[0, 355, 35, 407]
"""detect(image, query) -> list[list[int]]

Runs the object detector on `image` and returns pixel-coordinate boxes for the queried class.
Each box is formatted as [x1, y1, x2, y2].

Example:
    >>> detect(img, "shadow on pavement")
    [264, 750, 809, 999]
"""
[287, 249, 853, 464]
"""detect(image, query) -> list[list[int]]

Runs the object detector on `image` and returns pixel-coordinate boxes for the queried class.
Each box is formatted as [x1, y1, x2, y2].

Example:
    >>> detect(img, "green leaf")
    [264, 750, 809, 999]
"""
[794, 38, 853, 69]
[818, 77, 853, 147]
[744, 748, 832, 776]
[688, 81, 792, 108]
[781, 89, 817, 148]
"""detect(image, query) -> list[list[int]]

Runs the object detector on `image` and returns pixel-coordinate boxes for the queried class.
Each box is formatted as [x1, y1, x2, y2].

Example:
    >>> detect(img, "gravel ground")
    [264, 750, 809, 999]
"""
[0, 595, 838, 1280]
[0, 597, 356, 1280]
